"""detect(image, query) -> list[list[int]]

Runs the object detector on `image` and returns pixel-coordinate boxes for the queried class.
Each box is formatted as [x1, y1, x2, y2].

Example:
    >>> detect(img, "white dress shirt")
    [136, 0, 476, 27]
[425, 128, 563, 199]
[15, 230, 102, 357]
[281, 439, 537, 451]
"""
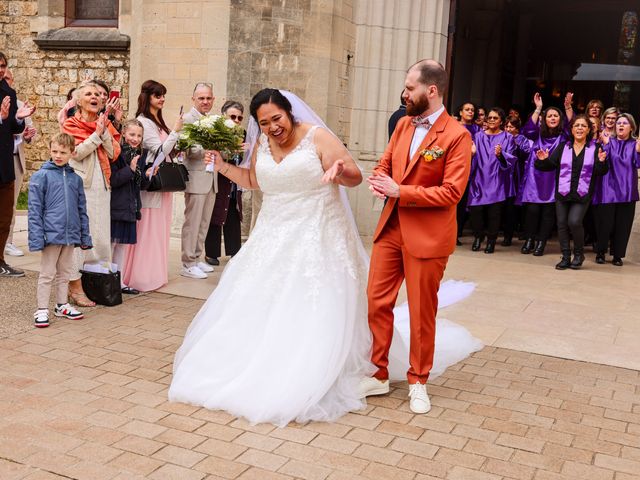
[409, 105, 445, 158]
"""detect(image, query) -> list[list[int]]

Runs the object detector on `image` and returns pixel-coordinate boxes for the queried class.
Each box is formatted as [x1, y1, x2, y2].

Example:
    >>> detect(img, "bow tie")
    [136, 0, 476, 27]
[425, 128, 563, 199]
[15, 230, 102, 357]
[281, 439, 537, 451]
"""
[411, 115, 431, 128]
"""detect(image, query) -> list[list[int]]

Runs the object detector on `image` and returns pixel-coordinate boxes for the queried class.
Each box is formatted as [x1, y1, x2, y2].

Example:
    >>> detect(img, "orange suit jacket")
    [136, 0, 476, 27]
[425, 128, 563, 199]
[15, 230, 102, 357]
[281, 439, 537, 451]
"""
[373, 110, 472, 258]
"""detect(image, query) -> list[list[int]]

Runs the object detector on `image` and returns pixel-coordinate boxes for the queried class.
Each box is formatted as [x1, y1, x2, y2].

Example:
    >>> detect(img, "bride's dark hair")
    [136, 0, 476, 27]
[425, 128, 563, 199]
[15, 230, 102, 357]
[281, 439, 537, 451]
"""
[249, 88, 295, 124]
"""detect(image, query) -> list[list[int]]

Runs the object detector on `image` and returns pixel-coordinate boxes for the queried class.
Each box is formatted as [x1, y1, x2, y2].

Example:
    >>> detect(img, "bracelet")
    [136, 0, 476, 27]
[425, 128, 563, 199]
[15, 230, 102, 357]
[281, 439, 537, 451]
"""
[534, 109, 542, 114]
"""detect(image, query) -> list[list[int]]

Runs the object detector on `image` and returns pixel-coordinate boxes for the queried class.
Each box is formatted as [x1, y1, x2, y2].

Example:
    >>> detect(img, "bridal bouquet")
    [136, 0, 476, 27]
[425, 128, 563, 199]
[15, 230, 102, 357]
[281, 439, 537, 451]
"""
[176, 115, 244, 160]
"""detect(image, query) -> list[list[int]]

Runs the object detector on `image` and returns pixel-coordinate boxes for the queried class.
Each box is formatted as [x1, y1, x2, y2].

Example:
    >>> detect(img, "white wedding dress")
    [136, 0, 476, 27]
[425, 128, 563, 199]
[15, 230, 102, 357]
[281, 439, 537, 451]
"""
[169, 127, 483, 426]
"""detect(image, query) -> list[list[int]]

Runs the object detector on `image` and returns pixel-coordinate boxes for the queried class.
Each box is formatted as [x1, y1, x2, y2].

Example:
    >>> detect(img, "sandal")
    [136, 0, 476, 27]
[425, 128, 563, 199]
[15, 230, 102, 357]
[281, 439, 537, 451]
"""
[68, 291, 96, 307]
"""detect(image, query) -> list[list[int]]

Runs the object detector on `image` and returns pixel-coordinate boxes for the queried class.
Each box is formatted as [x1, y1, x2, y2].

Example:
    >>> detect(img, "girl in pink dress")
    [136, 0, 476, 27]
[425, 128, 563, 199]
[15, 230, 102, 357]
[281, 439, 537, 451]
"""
[123, 80, 183, 291]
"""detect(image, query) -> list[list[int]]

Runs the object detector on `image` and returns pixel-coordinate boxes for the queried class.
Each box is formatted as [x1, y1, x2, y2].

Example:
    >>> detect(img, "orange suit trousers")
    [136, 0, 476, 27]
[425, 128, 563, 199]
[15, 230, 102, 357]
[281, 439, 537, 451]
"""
[367, 209, 448, 384]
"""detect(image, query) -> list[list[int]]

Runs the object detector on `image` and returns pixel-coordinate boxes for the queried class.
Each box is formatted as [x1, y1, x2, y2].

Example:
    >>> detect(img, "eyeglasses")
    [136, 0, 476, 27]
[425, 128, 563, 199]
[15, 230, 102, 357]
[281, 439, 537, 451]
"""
[487, 116, 500, 120]
[616, 120, 630, 126]
[229, 114, 243, 122]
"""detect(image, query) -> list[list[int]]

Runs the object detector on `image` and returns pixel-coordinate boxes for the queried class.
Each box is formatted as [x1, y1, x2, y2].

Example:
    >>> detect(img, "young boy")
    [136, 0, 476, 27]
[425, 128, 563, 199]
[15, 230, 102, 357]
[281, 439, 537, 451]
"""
[28, 133, 92, 327]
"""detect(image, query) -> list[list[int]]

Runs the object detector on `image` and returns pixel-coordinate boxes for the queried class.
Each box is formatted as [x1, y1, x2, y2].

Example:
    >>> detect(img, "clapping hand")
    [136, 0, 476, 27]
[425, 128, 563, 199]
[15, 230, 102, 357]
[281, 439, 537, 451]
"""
[599, 130, 610, 145]
[471, 141, 477, 155]
[535, 148, 550, 161]
[321, 159, 345, 184]
[95, 113, 106, 135]
[598, 149, 607, 162]
[130, 155, 140, 172]
[23, 126, 37, 141]
[494, 144, 502, 157]
[367, 173, 400, 198]
[16, 101, 36, 120]
[0, 97, 10, 120]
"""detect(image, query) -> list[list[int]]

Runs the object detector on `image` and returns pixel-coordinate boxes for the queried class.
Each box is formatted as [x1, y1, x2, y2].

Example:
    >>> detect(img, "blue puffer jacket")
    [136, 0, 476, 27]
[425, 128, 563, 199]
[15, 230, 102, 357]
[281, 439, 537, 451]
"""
[28, 160, 92, 252]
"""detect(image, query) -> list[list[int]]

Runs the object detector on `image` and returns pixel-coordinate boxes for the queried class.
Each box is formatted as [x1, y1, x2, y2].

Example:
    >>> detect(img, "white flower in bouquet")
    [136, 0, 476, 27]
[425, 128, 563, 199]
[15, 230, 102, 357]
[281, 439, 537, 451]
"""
[224, 118, 236, 129]
[176, 114, 244, 157]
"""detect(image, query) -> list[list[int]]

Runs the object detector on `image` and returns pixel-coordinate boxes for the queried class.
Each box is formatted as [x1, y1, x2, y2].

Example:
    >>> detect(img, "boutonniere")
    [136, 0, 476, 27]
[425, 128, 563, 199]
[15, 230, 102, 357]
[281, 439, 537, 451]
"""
[419, 146, 445, 162]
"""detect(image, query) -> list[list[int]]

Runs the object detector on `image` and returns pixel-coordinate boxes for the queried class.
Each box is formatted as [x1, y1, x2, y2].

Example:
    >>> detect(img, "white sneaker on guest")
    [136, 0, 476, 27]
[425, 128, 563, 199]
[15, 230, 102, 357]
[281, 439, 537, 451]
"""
[408, 382, 431, 414]
[358, 376, 389, 398]
[181, 265, 207, 279]
[4, 243, 24, 257]
[197, 261, 214, 273]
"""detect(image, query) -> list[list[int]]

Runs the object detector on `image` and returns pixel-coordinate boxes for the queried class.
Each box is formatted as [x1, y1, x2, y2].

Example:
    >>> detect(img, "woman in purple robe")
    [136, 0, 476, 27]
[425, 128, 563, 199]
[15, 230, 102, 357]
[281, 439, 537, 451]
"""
[504, 115, 533, 245]
[535, 115, 608, 270]
[518, 93, 568, 256]
[467, 107, 516, 253]
[456, 102, 480, 245]
[592, 113, 640, 266]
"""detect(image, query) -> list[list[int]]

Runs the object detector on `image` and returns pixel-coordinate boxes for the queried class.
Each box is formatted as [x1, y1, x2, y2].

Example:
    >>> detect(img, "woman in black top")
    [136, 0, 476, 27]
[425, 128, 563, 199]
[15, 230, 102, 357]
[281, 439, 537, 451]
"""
[535, 114, 608, 270]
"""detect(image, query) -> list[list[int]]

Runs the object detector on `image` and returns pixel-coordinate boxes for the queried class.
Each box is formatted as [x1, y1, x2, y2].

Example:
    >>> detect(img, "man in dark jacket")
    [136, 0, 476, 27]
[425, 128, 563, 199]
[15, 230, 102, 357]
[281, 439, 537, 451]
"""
[0, 52, 36, 277]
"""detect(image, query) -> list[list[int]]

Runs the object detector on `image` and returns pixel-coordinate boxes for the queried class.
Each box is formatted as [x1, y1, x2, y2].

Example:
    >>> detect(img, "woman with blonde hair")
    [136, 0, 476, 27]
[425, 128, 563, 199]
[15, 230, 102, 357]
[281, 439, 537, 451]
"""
[592, 113, 640, 266]
[63, 83, 121, 306]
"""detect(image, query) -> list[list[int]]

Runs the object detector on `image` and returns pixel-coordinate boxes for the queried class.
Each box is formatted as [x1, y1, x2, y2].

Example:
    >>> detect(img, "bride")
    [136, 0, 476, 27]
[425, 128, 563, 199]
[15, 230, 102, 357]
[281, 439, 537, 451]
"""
[168, 89, 482, 426]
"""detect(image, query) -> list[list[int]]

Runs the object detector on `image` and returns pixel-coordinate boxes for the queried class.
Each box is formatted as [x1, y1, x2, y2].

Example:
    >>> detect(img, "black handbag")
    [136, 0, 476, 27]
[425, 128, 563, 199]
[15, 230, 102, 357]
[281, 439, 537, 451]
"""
[80, 270, 123, 307]
[145, 153, 189, 192]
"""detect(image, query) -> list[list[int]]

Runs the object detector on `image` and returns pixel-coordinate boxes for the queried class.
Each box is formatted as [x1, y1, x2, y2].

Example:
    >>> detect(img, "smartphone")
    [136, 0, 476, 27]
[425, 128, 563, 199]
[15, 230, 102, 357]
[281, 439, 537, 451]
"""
[109, 90, 120, 101]
[179, 105, 184, 115]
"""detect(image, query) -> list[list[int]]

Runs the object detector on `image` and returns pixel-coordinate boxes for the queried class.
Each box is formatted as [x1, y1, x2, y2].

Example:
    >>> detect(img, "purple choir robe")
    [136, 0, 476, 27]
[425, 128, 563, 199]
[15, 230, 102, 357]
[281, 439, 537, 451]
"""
[509, 134, 533, 200]
[467, 130, 516, 207]
[592, 138, 640, 204]
[517, 117, 566, 204]
[463, 123, 482, 136]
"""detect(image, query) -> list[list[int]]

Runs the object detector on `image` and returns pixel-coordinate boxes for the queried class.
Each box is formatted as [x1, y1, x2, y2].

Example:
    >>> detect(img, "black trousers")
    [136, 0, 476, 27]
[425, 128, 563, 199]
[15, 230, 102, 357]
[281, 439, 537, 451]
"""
[205, 196, 242, 259]
[456, 183, 470, 237]
[593, 202, 636, 258]
[522, 202, 556, 241]
[469, 202, 503, 240]
[501, 196, 517, 240]
[0, 181, 15, 265]
[556, 200, 590, 252]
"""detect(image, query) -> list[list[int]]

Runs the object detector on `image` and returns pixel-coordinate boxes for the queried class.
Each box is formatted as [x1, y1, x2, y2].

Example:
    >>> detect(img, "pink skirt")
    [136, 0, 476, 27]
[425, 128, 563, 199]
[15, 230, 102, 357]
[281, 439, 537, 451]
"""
[123, 193, 173, 292]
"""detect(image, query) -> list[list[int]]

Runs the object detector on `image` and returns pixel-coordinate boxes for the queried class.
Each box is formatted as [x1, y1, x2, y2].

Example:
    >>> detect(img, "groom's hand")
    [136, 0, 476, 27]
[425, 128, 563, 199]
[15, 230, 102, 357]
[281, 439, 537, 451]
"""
[367, 173, 400, 198]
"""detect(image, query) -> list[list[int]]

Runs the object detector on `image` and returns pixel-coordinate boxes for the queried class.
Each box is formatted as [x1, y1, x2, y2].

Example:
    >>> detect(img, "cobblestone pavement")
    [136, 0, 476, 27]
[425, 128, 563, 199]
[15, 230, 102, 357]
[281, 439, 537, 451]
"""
[1, 292, 640, 480]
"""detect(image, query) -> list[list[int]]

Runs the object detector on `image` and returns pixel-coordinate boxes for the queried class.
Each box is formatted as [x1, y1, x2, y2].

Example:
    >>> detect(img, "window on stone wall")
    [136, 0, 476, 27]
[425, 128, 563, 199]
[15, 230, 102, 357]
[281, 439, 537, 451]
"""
[65, 0, 118, 27]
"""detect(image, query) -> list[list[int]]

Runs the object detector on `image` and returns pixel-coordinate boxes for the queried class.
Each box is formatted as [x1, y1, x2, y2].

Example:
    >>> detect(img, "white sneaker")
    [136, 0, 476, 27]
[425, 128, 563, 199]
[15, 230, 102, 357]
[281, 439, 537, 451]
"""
[181, 265, 208, 279]
[358, 377, 390, 398]
[408, 382, 431, 414]
[197, 261, 214, 273]
[54, 303, 84, 320]
[4, 243, 24, 257]
[33, 309, 50, 328]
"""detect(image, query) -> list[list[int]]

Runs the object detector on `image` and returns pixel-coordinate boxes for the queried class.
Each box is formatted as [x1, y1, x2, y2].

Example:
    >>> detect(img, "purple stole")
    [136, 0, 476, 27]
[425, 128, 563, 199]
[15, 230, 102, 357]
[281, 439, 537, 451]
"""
[558, 143, 596, 197]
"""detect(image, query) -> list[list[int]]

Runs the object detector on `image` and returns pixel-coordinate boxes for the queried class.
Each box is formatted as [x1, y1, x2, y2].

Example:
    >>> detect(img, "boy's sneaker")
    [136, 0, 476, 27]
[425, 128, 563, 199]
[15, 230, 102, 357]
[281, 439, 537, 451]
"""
[4, 243, 24, 257]
[54, 303, 84, 320]
[33, 309, 50, 328]
[0, 262, 24, 277]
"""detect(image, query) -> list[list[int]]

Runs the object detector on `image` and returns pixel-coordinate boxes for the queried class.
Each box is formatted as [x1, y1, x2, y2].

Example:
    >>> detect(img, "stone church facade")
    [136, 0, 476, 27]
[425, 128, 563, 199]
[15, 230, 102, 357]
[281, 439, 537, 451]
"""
[2, 0, 451, 234]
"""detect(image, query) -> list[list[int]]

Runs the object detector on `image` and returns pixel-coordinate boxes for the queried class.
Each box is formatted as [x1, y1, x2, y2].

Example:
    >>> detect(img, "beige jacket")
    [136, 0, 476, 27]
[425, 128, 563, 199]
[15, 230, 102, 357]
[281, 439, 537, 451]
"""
[68, 129, 115, 190]
[182, 107, 218, 195]
[14, 99, 34, 175]
[137, 115, 180, 209]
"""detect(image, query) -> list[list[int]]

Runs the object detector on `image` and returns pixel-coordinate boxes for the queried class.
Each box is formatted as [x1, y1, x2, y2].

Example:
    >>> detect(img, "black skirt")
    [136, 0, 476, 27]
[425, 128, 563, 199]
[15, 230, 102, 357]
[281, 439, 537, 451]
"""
[111, 220, 137, 244]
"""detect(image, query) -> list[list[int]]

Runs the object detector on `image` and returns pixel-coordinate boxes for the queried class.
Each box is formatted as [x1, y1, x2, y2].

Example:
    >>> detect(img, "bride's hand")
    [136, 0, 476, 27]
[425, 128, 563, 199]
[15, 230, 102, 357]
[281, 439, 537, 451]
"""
[205, 150, 223, 171]
[321, 159, 345, 184]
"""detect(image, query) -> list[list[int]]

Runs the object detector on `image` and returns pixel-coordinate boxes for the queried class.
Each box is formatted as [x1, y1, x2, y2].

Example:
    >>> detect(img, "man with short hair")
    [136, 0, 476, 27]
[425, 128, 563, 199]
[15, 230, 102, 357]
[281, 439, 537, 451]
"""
[0, 52, 36, 277]
[361, 59, 472, 413]
[180, 82, 218, 279]
[3, 68, 36, 258]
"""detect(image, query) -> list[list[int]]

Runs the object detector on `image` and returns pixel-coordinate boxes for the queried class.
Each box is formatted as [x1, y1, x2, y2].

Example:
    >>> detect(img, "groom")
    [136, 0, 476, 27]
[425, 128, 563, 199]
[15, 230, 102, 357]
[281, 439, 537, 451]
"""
[361, 59, 472, 413]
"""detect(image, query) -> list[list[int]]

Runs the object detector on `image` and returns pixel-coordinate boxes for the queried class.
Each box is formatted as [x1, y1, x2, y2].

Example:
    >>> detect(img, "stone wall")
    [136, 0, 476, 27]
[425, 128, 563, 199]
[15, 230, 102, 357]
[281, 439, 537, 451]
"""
[0, 0, 130, 188]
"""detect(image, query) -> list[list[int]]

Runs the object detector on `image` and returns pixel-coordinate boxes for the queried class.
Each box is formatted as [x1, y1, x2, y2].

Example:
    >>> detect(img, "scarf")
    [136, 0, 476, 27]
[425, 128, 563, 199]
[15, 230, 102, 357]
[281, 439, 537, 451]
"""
[63, 115, 121, 186]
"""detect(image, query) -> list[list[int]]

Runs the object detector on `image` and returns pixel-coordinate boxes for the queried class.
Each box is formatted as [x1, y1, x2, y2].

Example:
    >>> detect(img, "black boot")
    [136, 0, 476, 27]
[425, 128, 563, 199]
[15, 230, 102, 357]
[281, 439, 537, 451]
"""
[484, 239, 496, 254]
[501, 235, 512, 247]
[570, 248, 585, 269]
[595, 253, 605, 264]
[471, 237, 482, 251]
[532, 240, 546, 257]
[521, 238, 534, 254]
[555, 250, 572, 270]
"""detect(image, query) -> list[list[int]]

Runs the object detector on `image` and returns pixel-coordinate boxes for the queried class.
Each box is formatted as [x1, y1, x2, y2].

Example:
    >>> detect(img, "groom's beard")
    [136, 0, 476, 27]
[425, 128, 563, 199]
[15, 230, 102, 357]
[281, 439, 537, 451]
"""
[405, 93, 429, 116]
